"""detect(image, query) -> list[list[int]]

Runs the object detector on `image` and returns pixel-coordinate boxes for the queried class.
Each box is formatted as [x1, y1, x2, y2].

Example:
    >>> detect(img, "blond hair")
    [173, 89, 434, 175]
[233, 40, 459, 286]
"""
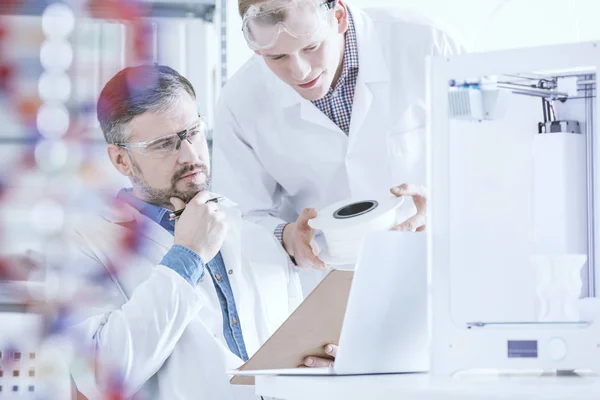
[238, 0, 266, 17]
[239, 0, 335, 25]
[239, 0, 338, 18]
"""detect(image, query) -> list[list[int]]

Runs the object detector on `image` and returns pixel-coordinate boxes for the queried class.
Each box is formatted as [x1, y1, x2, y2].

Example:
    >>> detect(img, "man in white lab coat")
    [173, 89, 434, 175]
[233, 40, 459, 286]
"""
[212, 0, 461, 286]
[68, 65, 328, 400]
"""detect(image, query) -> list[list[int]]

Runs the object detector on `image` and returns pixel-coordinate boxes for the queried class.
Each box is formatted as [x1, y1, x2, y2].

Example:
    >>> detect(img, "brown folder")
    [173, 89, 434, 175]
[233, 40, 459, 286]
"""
[230, 269, 354, 385]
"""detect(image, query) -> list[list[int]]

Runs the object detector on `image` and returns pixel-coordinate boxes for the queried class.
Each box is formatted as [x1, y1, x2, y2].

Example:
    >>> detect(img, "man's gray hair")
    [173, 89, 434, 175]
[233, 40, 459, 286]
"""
[97, 64, 196, 144]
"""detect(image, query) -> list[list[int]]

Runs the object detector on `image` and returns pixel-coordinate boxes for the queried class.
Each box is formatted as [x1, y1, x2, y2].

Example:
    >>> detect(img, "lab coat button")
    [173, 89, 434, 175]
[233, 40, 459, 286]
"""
[228, 269, 233, 275]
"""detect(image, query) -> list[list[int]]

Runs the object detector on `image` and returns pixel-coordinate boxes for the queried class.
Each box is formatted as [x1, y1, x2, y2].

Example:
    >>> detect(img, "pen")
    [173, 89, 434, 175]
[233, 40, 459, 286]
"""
[168, 196, 225, 221]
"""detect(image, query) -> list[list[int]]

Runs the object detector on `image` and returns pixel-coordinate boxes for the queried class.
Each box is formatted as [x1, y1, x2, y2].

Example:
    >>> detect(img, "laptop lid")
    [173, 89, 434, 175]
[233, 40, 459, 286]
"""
[334, 231, 429, 375]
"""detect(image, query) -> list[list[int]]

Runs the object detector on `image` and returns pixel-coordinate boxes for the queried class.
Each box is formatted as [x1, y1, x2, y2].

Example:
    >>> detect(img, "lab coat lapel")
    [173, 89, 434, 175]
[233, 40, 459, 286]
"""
[97, 202, 174, 297]
[349, 79, 373, 140]
[219, 206, 242, 279]
[300, 100, 342, 133]
[136, 215, 175, 250]
[217, 204, 245, 324]
[100, 201, 174, 251]
[347, 6, 391, 143]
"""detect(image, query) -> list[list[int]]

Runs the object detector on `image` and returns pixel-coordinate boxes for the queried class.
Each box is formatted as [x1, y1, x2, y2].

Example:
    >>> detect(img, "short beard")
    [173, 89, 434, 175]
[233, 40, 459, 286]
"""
[130, 156, 211, 209]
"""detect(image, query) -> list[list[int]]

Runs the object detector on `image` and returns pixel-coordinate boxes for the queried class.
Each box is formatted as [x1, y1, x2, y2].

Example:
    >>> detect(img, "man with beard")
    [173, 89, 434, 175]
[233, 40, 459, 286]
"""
[69, 65, 334, 400]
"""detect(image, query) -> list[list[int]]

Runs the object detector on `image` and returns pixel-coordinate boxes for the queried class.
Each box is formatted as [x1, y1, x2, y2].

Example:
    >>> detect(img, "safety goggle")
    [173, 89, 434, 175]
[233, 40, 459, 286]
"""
[116, 116, 208, 158]
[242, 0, 337, 51]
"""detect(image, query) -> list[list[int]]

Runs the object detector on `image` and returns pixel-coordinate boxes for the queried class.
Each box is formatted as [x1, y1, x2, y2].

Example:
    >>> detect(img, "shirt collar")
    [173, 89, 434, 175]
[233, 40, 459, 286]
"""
[321, 9, 359, 95]
[343, 9, 360, 71]
[117, 188, 174, 233]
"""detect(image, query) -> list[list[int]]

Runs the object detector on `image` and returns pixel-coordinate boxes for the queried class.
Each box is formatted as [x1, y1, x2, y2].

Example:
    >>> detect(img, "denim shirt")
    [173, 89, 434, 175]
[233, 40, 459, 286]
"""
[117, 189, 249, 361]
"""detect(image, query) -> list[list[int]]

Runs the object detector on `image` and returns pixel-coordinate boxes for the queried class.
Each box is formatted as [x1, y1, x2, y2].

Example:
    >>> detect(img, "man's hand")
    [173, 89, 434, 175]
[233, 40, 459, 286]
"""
[171, 192, 228, 263]
[282, 208, 325, 270]
[390, 183, 427, 232]
[302, 344, 338, 368]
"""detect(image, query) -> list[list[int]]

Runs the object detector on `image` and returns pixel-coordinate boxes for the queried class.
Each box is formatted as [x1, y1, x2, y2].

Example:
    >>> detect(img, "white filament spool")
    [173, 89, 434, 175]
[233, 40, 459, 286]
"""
[309, 196, 405, 265]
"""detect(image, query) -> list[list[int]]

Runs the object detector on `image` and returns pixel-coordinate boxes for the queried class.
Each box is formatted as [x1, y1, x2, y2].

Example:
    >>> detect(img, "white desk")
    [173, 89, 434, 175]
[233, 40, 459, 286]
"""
[254, 373, 600, 400]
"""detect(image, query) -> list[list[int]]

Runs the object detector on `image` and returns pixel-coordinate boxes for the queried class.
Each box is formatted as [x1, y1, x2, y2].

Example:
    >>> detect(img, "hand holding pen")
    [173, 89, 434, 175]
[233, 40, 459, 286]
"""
[170, 193, 228, 262]
[169, 196, 225, 221]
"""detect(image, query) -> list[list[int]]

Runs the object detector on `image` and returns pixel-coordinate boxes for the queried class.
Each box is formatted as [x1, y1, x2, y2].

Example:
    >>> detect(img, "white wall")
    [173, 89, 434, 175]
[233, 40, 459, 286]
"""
[226, 0, 254, 78]
[343, 0, 600, 49]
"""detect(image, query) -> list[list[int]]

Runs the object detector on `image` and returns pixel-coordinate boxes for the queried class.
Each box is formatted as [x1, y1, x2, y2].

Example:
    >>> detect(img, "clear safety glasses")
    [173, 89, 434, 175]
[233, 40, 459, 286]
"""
[116, 116, 208, 158]
[242, 0, 337, 51]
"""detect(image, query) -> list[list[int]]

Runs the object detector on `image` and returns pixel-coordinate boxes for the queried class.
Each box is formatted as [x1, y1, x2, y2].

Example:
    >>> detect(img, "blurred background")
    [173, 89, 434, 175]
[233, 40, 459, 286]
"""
[4, 0, 600, 189]
[0, 0, 600, 398]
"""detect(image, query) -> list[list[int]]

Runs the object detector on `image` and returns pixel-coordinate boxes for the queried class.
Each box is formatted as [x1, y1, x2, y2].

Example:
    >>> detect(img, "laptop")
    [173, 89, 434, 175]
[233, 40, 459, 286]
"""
[230, 231, 428, 379]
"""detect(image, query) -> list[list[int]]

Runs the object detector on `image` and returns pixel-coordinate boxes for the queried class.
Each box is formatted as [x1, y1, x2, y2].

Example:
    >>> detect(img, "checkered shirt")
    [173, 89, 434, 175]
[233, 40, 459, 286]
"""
[311, 10, 359, 135]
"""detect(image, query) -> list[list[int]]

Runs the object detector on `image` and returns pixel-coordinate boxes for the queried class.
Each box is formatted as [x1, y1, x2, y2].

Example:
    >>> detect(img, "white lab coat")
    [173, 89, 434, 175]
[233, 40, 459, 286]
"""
[212, 6, 461, 293]
[69, 196, 302, 400]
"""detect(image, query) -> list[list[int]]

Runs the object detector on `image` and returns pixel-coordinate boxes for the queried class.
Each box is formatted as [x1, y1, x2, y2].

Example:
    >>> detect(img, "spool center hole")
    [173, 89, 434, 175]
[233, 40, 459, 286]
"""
[333, 201, 378, 219]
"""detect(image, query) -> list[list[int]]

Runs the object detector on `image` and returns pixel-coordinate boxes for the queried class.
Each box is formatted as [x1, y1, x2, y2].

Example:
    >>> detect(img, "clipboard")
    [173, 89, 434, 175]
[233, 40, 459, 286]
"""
[229, 269, 354, 385]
